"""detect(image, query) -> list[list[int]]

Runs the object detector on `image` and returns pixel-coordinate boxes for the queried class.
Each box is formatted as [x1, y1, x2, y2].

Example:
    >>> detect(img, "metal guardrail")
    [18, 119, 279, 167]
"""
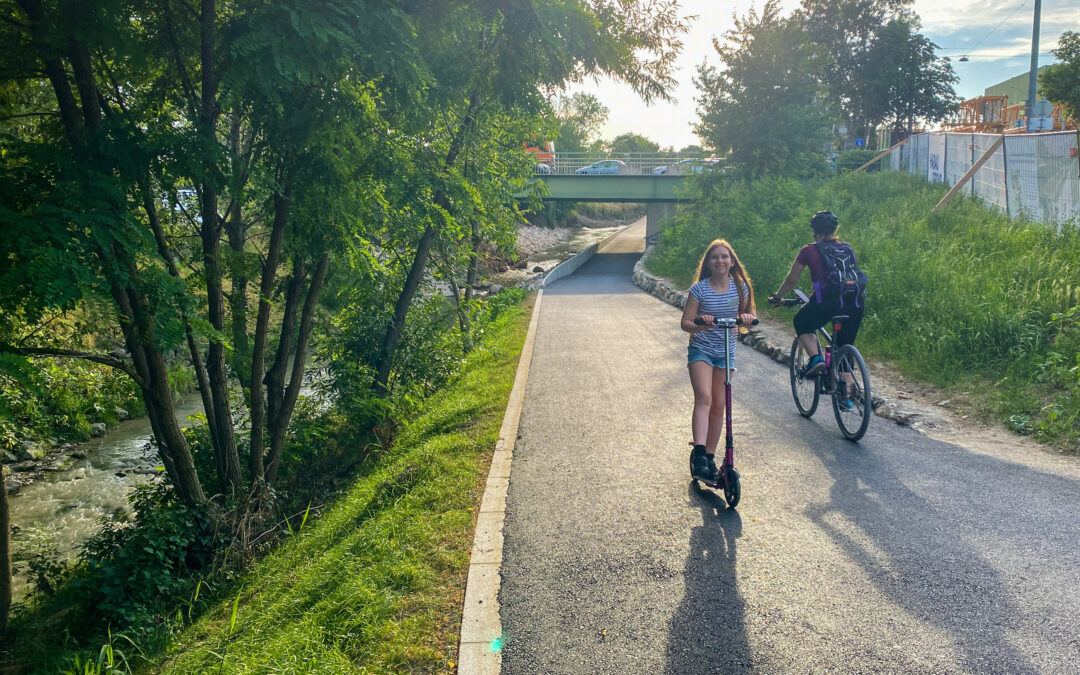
[533, 152, 721, 176]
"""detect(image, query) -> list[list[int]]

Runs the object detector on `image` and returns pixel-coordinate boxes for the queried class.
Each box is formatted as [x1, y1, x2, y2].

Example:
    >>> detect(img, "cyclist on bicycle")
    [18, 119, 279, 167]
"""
[681, 238, 757, 481]
[768, 212, 865, 401]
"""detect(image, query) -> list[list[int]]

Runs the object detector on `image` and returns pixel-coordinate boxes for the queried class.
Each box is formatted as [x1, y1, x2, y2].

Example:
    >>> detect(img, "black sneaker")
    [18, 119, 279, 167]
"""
[705, 453, 719, 479]
[691, 446, 715, 480]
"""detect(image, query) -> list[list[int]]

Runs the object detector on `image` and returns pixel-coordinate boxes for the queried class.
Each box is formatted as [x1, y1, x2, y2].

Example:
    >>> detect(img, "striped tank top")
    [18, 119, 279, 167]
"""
[688, 277, 745, 360]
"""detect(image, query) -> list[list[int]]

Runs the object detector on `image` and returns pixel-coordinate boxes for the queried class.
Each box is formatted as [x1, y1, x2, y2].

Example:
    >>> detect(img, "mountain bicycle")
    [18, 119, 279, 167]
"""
[771, 290, 872, 441]
[689, 315, 758, 508]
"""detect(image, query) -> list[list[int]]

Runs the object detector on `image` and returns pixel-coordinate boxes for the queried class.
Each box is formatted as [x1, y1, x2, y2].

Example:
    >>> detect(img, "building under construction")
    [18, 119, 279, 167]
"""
[944, 69, 1076, 134]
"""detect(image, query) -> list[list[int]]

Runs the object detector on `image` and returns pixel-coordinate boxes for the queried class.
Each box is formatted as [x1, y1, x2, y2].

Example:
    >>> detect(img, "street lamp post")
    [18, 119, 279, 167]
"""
[1025, 0, 1042, 132]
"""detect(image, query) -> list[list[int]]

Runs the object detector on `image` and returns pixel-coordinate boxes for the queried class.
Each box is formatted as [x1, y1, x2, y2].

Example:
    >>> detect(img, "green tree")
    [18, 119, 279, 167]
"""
[554, 92, 609, 152]
[0, 0, 415, 507]
[861, 19, 959, 135]
[1040, 31, 1080, 122]
[798, 0, 913, 141]
[0, 0, 689, 523]
[694, 0, 829, 178]
[609, 132, 660, 153]
[370, 0, 690, 395]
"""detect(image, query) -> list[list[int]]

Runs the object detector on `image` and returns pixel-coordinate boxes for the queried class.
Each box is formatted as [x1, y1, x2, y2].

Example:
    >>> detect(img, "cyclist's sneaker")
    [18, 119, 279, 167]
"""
[805, 354, 826, 376]
[839, 396, 855, 411]
[691, 446, 715, 480]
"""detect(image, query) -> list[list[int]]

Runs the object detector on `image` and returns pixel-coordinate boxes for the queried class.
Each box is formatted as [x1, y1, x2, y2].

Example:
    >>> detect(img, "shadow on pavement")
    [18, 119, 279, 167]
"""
[807, 443, 1038, 673]
[664, 483, 752, 674]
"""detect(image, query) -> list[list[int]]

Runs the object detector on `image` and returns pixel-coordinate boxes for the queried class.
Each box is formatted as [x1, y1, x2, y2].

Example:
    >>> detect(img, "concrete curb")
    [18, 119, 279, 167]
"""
[457, 289, 543, 674]
[541, 241, 598, 287]
[631, 245, 954, 431]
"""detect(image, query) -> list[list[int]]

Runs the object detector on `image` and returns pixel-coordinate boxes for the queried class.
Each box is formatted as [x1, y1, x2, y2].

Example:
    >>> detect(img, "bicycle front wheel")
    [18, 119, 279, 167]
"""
[789, 338, 819, 417]
[831, 344, 872, 441]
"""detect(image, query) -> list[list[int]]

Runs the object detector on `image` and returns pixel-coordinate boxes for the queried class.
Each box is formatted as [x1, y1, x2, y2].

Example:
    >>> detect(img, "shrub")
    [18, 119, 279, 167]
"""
[835, 149, 880, 173]
[74, 483, 216, 628]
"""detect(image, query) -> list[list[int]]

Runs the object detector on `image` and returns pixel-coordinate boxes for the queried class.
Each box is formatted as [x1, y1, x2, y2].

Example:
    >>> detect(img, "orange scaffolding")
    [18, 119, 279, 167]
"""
[943, 96, 1008, 133]
[944, 95, 1077, 134]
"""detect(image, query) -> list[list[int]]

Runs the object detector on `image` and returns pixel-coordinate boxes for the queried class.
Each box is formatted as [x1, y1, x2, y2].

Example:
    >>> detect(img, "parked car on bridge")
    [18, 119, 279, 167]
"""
[652, 158, 721, 175]
[535, 162, 554, 174]
[575, 159, 626, 175]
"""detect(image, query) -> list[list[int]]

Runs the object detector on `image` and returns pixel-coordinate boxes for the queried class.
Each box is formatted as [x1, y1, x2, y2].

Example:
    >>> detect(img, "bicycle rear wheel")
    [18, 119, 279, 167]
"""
[789, 338, 819, 417]
[831, 344, 871, 441]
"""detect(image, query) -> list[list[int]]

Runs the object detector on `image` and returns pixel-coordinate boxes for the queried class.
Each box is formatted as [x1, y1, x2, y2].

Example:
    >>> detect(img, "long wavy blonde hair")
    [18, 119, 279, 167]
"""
[695, 238, 756, 316]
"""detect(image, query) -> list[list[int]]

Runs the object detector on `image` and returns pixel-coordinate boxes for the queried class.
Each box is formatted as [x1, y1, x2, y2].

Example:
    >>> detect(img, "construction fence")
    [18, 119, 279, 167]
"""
[884, 131, 1080, 229]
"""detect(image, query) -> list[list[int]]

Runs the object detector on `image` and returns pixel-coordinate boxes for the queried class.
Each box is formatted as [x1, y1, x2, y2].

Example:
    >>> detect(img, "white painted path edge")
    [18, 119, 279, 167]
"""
[457, 289, 543, 674]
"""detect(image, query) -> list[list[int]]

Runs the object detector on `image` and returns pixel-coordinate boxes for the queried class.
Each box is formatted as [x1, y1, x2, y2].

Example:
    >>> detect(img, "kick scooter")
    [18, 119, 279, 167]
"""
[690, 315, 758, 508]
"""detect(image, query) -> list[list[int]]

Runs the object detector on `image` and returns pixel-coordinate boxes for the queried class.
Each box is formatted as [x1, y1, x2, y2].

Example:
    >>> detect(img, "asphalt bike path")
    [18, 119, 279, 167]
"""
[498, 220, 1080, 674]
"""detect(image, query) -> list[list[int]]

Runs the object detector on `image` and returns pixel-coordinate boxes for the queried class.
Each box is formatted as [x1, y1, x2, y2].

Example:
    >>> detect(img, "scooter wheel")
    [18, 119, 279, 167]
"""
[723, 470, 741, 509]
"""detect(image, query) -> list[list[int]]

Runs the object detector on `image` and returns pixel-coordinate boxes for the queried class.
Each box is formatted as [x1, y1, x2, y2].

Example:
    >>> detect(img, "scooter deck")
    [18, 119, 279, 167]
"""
[691, 467, 738, 490]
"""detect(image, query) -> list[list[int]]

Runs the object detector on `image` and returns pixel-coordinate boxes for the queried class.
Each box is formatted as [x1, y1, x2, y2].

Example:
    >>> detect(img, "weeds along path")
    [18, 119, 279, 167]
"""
[498, 224, 1080, 673]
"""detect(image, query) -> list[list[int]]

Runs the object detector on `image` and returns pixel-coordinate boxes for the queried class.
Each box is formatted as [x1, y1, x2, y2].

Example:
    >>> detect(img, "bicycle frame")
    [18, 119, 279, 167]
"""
[813, 322, 842, 396]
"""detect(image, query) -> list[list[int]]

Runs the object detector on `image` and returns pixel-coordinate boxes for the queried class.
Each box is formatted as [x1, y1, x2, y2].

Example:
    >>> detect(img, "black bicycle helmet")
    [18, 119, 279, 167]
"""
[811, 211, 838, 235]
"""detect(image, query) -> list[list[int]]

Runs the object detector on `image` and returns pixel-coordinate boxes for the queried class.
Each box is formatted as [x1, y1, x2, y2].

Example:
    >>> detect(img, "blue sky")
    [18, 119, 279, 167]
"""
[567, 0, 1077, 149]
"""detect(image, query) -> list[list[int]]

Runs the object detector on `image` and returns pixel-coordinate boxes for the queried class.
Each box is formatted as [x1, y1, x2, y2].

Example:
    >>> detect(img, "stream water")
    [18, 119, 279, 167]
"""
[5, 220, 627, 603]
[6, 391, 206, 601]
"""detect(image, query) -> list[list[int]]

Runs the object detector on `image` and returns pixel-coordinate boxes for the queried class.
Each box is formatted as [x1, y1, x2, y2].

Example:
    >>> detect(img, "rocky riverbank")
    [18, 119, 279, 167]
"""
[2, 416, 121, 495]
[486, 218, 627, 289]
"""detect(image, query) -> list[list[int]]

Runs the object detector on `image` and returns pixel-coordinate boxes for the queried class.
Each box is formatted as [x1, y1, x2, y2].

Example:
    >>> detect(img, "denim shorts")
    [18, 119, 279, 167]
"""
[687, 346, 732, 370]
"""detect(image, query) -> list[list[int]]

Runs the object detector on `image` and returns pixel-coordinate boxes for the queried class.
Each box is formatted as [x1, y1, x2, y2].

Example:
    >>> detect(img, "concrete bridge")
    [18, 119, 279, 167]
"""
[528, 152, 716, 242]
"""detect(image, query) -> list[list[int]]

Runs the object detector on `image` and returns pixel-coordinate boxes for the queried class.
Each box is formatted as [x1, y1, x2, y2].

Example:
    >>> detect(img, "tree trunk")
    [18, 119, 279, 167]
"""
[248, 190, 289, 483]
[136, 175, 229, 494]
[198, 0, 243, 495]
[375, 223, 436, 396]
[373, 95, 480, 395]
[1, 467, 10, 634]
[465, 219, 481, 304]
[448, 275, 472, 354]
[109, 278, 208, 506]
[265, 252, 330, 484]
[266, 257, 306, 442]
[226, 117, 251, 385]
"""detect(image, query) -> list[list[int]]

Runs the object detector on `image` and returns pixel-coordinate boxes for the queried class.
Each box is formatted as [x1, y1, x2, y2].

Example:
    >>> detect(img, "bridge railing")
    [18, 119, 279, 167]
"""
[533, 152, 720, 176]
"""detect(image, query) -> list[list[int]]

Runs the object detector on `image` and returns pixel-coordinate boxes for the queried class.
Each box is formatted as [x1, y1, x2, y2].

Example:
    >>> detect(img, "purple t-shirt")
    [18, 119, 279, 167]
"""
[796, 242, 828, 287]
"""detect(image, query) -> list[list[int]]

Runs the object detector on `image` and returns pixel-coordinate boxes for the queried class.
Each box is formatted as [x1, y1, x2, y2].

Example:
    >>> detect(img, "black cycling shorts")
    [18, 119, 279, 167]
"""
[793, 299, 864, 347]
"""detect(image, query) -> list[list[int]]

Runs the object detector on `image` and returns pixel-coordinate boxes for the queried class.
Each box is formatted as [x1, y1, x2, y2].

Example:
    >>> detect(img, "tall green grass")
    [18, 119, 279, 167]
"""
[649, 172, 1080, 446]
[126, 294, 532, 673]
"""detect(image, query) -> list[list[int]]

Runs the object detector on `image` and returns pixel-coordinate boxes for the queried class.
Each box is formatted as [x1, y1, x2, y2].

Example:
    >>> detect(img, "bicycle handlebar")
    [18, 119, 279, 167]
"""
[769, 297, 803, 307]
[694, 317, 759, 327]
[769, 289, 811, 307]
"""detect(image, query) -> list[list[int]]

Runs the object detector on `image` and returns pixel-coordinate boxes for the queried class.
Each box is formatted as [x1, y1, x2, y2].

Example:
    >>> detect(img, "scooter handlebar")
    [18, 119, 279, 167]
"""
[694, 317, 759, 327]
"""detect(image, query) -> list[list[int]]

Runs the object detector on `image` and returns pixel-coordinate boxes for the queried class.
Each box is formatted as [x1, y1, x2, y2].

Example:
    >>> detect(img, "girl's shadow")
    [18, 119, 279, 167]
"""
[664, 483, 752, 674]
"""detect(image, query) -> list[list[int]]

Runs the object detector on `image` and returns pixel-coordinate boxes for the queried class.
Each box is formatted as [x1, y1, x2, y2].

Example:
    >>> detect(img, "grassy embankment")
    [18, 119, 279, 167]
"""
[123, 293, 534, 673]
[648, 171, 1080, 447]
